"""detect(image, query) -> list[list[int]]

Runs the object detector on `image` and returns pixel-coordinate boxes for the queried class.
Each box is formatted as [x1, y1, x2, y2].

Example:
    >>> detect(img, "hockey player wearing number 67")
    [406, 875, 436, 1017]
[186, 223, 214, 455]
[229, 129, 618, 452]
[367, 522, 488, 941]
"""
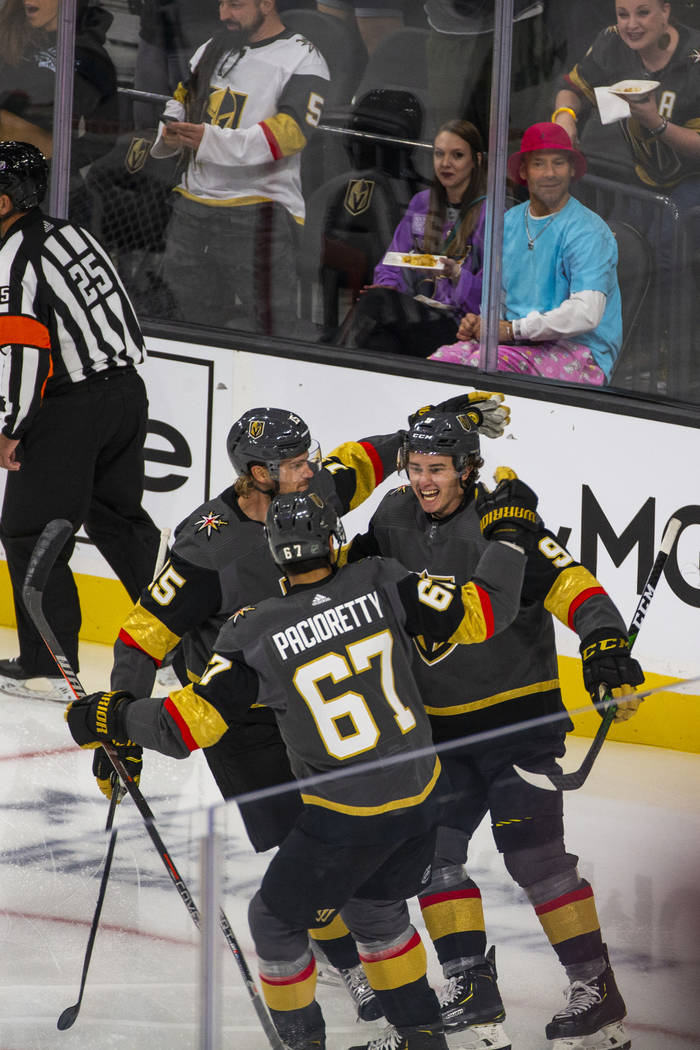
[66, 485, 537, 1050]
[344, 410, 645, 1050]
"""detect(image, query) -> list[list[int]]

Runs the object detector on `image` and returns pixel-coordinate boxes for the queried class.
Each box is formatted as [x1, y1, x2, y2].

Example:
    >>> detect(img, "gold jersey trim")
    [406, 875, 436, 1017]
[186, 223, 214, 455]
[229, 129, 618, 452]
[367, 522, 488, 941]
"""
[121, 602, 181, 663]
[168, 684, 229, 749]
[173, 188, 305, 223]
[544, 564, 602, 626]
[301, 756, 441, 815]
[425, 679, 560, 717]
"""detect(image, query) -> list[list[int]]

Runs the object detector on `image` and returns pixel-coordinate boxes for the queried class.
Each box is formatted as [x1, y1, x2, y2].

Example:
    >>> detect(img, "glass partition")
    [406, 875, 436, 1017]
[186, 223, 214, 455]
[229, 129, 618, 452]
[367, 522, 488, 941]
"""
[9, 0, 696, 404]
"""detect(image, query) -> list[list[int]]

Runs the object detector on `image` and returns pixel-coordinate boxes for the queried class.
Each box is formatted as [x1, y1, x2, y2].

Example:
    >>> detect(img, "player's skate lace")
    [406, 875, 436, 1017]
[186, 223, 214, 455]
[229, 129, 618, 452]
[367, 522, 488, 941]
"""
[339, 963, 383, 1021]
[438, 974, 462, 1007]
[553, 979, 603, 1018]
[362, 1026, 403, 1050]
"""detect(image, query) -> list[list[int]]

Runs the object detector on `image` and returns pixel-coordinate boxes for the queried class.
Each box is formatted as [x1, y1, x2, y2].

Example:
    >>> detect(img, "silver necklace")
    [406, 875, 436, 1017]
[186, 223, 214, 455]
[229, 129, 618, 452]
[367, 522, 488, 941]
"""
[524, 206, 557, 250]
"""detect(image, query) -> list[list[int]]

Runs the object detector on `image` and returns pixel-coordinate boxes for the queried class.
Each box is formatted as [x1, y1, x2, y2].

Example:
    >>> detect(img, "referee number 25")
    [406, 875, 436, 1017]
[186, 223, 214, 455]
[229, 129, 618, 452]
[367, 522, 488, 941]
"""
[68, 252, 114, 306]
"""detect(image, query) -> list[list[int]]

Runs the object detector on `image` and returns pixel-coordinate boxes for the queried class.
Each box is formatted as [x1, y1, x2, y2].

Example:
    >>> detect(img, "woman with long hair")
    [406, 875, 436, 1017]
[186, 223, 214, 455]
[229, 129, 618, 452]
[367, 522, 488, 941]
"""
[338, 119, 487, 357]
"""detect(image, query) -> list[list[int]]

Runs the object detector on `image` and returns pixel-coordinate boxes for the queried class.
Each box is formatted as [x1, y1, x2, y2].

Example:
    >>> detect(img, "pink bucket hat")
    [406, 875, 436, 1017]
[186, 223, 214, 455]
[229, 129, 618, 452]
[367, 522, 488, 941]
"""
[507, 122, 587, 186]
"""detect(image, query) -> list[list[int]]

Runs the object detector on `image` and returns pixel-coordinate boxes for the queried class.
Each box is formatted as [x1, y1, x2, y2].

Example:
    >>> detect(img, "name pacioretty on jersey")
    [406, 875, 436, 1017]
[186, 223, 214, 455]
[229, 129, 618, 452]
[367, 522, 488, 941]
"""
[272, 591, 383, 660]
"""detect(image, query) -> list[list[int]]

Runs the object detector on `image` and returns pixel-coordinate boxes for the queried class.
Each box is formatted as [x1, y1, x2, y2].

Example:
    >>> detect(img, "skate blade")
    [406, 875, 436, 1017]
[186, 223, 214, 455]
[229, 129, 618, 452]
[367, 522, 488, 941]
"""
[549, 1020, 630, 1050]
[0, 677, 66, 703]
[446, 1022, 512, 1050]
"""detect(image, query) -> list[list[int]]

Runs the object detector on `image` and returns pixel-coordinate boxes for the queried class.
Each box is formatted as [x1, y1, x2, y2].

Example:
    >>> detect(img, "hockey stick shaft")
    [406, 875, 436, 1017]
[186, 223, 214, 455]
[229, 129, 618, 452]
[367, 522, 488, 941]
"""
[23, 520, 284, 1050]
[57, 788, 121, 1029]
[516, 516, 682, 792]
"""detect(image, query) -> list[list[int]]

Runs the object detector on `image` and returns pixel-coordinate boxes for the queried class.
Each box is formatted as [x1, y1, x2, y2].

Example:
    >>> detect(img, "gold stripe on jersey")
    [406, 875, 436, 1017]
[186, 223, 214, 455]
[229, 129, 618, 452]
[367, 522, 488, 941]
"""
[326, 441, 380, 511]
[360, 931, 427, 991]
[261, 113, 308, 157]
[167, 684, 229, 748]
[566, 66, 596, 105]
[449, 582, 492, 645]
[425, 679, 560, 716]
[308, 914, 349, 939]
[544, 565, 604, 628]
[121, 602, 181, 662]
[301, 756, 441, 815]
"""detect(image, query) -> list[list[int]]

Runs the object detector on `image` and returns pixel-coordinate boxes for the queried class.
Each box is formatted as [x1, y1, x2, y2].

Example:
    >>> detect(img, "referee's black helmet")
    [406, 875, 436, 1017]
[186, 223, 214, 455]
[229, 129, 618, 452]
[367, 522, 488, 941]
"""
[0, 141, 48, 211]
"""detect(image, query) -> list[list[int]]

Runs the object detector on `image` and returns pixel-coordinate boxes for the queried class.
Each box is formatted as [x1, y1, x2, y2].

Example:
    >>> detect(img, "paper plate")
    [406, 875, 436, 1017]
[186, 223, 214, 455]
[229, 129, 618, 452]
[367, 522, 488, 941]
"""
[609, 79, 660, 99]
[383, 251, 445, 271]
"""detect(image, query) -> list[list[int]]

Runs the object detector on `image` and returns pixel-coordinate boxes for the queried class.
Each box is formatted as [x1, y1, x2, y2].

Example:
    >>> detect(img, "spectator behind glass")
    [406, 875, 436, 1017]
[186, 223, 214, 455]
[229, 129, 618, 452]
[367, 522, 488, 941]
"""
[337, 119, 486, 357]
[132, 1, 220, 127]
[431, 123, 622, 385]
[150, 0, 330, 337]
[553, 1, 700, 199]
[0, 0, 118, 181]
[316, 0, 401, 55]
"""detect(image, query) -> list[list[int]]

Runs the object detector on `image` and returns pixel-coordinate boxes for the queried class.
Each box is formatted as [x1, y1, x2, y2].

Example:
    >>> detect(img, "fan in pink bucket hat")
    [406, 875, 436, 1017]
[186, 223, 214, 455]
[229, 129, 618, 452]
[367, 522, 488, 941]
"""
[507, 122, 587, 186]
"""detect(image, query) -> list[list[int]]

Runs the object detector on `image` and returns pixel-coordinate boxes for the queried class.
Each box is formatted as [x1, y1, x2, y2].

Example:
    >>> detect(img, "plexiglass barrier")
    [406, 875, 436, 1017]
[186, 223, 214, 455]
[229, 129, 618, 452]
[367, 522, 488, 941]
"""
[3, 0, 697, 404]
[2, 698, 697, 1050]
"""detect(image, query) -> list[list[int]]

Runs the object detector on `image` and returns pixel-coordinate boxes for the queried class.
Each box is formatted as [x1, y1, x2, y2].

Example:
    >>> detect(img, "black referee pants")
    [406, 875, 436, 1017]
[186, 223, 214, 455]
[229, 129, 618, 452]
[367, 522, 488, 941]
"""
[0, 369, 160, 676]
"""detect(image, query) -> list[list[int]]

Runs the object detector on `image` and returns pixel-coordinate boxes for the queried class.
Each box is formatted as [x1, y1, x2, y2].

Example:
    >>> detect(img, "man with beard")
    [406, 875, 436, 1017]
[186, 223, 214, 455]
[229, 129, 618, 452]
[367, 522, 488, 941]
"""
[430, 123, 623, 386]
[150, 0, 329, 335]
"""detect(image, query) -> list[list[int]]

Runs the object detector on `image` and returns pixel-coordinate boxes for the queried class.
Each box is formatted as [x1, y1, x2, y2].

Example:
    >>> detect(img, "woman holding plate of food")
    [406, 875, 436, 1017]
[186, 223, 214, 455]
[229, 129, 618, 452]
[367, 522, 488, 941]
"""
[335, 119, 487, 357]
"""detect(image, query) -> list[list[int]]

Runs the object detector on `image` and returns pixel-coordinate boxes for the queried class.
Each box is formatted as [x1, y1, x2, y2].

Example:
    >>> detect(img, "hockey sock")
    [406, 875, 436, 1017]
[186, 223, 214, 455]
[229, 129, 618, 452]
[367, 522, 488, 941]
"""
[356, 925, 441, 1028]
[419, 865, 487, 975]
[309, 914, 361, 971]
[526, 875, 606, 981]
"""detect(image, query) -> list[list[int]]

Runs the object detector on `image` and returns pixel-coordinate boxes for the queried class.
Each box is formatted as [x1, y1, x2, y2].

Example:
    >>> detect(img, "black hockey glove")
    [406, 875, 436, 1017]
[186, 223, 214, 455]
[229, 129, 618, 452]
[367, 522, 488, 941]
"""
[409, 391, 510, 439]
[475, 476, 540, 549]
[580, 631, 645, 721]
[65, 690, 137, 748]
[92, 745, 142, 801]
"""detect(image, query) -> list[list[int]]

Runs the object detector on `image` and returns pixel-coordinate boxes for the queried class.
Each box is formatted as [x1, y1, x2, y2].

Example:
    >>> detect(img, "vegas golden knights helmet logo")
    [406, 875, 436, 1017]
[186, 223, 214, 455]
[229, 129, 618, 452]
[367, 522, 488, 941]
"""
[248, 420, 265, 439]
[125, 136, 153, 174]
[344, 179, 374, 216]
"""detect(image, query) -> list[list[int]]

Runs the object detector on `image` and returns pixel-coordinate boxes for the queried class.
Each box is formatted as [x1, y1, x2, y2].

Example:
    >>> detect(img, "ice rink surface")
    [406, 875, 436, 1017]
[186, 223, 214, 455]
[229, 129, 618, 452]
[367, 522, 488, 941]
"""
[0, 630, 698, 1050]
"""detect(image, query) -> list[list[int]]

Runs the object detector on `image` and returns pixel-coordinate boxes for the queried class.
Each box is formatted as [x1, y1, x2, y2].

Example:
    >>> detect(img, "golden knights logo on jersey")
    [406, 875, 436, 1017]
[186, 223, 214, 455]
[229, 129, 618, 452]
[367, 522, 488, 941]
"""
[344, 179, 374, 217]
[248, 419, 265, 439]
[125, 136, 154, 174]
[413, 570, 458, 665]
[194, 512, 229, 537]
[208, 87, 248, 129]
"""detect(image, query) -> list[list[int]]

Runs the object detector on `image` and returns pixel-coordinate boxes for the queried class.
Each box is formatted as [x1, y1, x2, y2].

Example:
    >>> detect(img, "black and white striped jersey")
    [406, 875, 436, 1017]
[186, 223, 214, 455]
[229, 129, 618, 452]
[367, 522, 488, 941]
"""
[0, 208, 145, 439]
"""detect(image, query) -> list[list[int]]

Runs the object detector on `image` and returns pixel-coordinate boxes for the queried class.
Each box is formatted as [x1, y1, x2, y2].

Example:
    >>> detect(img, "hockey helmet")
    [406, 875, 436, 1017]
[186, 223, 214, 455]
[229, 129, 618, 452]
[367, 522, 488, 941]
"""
[227, 407, 320, 478]
[0, 141, 48, 211]
[265, 492, 346, 566]
[400, 410, 480, 473]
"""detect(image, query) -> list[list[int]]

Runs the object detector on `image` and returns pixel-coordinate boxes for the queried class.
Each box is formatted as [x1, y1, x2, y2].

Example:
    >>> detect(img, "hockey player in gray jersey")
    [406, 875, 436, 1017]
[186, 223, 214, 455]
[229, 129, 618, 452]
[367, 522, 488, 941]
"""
[66, 483, 538, 1050]
[345, 409, 644, 1050]
[103, 395, 510, 1021]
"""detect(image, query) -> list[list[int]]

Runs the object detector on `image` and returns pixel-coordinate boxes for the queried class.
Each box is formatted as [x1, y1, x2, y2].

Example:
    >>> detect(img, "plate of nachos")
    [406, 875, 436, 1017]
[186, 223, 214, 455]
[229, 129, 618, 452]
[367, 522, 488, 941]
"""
[383, 251, 446, 271]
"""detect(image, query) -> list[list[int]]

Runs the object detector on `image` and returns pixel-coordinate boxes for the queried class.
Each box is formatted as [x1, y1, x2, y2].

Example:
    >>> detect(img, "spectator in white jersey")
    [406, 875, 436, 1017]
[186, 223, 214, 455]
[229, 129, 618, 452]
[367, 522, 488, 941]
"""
[0, 142, 160, 702]
[151, 0, 330, 336]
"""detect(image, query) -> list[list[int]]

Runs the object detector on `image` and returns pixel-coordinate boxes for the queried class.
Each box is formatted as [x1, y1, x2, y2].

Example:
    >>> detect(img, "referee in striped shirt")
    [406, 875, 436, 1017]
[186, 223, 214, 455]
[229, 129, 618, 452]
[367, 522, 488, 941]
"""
[0, 141, 160, 698]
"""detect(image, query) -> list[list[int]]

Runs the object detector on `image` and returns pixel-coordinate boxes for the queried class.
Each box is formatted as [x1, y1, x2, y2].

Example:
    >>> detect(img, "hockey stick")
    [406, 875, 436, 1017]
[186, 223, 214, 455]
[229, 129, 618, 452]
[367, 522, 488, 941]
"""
[23, 520, 285, 1050]
[57, 786, 122, 1029]
[515, 516, 682, 792]
[58, 522, 173, 1027]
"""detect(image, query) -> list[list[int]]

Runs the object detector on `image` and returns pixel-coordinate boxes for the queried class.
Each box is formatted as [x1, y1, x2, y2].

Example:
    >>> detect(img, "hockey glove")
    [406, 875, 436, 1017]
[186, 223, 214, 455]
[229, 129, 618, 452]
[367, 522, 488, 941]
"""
[580, 632, 645, 721]
[92, 744, 142, 800]
[409, 391, 510, 439]
[65, 690, 137, 748]
[475, 476, 540, 549]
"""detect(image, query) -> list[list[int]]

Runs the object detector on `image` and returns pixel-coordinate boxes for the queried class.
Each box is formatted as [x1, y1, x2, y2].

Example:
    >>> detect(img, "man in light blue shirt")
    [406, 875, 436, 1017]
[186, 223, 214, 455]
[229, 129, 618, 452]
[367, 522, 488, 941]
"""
[431, 122, 622, 385]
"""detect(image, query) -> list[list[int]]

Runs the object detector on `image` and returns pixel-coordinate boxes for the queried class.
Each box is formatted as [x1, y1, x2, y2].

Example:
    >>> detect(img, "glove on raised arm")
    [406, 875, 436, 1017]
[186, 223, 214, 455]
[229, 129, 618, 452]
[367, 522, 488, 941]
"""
[580, 631, 645, 721]
[92, 744, 142, 800]
[409, 391, 510, 439]
[475, 476, 540, 549]
[65, 690, 137, 748]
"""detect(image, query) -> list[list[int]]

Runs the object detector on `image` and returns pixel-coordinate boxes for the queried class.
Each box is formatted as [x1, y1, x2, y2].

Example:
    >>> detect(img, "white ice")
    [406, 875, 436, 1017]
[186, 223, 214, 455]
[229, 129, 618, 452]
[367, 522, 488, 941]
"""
[0, 628, 698, 1050]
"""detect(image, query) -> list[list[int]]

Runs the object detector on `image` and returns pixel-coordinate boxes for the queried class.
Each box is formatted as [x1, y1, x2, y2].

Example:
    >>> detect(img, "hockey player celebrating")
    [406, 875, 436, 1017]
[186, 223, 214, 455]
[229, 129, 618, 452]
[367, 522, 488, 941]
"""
[344, 409, 644, 1050]
[65, 484, 538, 1050]
[103, 396, 510, 1021]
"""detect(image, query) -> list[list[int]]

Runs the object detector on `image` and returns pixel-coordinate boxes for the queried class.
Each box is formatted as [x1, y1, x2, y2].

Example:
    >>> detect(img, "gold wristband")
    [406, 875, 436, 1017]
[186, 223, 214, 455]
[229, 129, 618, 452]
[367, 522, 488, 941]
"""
[551, 106, 577, 123]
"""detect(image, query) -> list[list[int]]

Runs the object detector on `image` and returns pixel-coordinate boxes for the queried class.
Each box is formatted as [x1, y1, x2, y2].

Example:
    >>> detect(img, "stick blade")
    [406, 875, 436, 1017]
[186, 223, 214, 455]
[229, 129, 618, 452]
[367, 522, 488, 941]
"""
[57, 1003, 80, 1030]
[23, 518, 73, 598]
[512, 764, 559, 791]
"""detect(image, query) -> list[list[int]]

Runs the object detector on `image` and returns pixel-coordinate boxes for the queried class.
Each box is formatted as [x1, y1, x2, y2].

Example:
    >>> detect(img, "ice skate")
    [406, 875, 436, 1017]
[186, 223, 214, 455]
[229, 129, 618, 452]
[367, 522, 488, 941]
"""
[338, 962, 385, 1021]
[439, 947, 511, 1049]
[0, 659, 64, 702]
[546, 946, 629, 1050]
[348, 1022, 448, 1049]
